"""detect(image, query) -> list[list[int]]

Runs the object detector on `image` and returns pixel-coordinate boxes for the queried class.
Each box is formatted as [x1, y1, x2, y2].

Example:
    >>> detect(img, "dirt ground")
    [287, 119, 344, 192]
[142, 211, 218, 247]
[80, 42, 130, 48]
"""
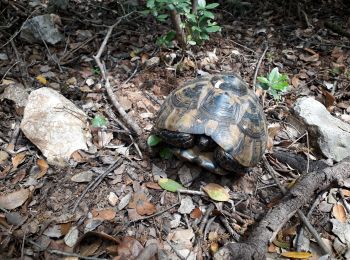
[1, 0, 350, 259]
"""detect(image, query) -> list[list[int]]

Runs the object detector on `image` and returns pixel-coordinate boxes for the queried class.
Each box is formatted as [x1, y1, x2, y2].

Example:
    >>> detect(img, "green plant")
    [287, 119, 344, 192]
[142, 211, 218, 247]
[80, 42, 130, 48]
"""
[145, 0, 221, 47]
[257, 67, 289, 100]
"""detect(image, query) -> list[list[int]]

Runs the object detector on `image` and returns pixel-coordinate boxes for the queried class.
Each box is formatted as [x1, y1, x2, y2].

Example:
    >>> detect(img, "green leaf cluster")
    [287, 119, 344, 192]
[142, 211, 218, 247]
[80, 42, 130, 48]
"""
[257, 67, 289, 100]
[145, 0, 221, 47]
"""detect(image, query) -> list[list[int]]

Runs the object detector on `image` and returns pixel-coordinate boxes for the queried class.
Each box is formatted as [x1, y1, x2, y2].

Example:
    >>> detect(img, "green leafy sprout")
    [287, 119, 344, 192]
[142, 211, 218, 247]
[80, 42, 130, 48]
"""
[145, 0, 221, 47]
[147, 134, 173, 160]
[91, 114, 108, 128]
[257, 67, 289, 100]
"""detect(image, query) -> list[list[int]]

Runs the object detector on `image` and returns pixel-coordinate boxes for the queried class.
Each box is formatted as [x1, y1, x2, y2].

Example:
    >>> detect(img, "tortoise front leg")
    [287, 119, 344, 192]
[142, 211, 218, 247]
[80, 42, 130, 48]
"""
[214, 147, 248, 174]
[157, 130, 194, 148]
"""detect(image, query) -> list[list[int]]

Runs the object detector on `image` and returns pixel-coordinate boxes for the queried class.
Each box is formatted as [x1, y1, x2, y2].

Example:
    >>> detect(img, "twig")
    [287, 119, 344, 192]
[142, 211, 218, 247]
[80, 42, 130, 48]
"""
[120, 62, 139, 87]
[21, 232, 26, 260]
[1, 61, 19, 82]
[301, 10, 312, 28]
[177, 189, 207, 196]
[131, 203, 180, 223]
[253, 45, 268, 92]
[219, 216, 240, 241]
[7, 121, 21, 152]
[296, 192, 323, 251]
[305, 131, 310, 173]
[72, 158, 123, 212]
[262, 156, 331, 255]
[0, 8, 41, 49]
[9, 39, 29, 87]
[204, 216, 216, 240]
[48, 250, 107, 260]
[198, 204, 215, 235]
[105, 108, 143, 158]
[93, 11, 142, 136]
[228, 39, 256, 54]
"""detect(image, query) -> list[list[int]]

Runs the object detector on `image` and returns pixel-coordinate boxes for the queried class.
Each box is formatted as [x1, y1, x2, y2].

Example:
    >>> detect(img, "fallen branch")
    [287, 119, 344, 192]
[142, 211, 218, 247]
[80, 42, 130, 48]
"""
[214, 156, 350, 259]
[93, 11, 142, 136]
[252, 44, 268, 92]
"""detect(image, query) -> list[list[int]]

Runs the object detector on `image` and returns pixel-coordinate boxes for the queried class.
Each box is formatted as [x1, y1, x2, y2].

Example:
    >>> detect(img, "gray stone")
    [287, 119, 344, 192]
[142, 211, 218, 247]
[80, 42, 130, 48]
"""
[145, 57, 160, 67]
[291, 97, 350, 162]
[20, 14, 64, 45]
[0, 53, 8, 60]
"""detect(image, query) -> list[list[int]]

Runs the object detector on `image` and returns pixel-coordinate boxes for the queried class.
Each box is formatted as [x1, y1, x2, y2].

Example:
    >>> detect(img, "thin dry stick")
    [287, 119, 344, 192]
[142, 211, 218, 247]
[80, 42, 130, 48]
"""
[130, 203, 180, 223]
[228, 39, 256, 54]
[1, 61, 19, 82]
[198, 204, 215, 235]
[30, 20, 63, 72]
[48, 250, 107, 260]
[219, 216, 240, 241]
[177, 189, 207, 196]
[204, 216, 216, 240]
[72, 158, 122, 212]
[296, 193, 323, 251]
[253, 45, 269, 92]
[105, 107, 143, 158]
[93, 11, 142, 136]
[262, 156, 331, 255]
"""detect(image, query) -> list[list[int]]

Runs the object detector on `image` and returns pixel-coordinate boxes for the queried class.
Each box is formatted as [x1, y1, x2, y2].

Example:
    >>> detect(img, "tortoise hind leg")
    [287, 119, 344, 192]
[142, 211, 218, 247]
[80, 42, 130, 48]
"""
[157, 130, 194, 148]
[214, 147, 248, 174]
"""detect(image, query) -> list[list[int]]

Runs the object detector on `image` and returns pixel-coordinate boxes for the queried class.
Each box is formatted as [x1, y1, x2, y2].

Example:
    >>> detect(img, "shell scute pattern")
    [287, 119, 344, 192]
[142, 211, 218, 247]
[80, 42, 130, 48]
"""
[155, 74, 267, 168]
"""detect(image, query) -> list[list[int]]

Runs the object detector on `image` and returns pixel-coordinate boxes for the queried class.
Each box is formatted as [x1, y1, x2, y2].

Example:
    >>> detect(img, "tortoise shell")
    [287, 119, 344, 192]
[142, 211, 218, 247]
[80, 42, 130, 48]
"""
[155, 74, 267, 168]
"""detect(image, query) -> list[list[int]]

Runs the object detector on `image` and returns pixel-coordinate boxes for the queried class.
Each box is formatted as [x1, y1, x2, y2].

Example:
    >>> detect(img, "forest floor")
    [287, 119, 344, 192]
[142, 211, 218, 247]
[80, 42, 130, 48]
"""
[1, 0, 350, 259]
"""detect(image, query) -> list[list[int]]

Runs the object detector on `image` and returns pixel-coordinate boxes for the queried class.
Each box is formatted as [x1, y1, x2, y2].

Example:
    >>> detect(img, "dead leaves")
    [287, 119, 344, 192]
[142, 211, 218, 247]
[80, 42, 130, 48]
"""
[128, 192, 156, 216]
[0, 189, 30, 210]
[332, 203, 347, 223]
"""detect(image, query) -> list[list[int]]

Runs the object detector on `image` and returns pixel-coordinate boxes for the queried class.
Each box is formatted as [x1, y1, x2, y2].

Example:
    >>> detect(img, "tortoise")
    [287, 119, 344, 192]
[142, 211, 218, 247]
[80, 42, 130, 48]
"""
[154, 74, 267, 175]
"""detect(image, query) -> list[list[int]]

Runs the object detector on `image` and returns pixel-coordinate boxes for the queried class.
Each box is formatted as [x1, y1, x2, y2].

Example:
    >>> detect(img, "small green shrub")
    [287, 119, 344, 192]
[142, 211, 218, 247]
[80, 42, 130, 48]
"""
[145, 0, 221, 47]
[257, 67, 289, 100]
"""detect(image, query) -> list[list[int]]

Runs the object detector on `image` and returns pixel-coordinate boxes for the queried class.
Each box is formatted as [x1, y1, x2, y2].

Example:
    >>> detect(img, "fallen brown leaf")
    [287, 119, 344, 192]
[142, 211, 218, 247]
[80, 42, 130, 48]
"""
[0, 189, 30, 210]
[128, 192, 157, 216]
[322, 90, 336, 109]
[116, 236, 143, 258]
[12, 152, 26, 168]
[291, 75, 300, 88]
[332, 203, 347, 223]
[92, 208, 116, 221]
[11, 168, 27, 184]
[341, 189, 350, 197]
[190, 207, 202, 219]
[35, 159, 49, 179]
[144, 182, 162, 190]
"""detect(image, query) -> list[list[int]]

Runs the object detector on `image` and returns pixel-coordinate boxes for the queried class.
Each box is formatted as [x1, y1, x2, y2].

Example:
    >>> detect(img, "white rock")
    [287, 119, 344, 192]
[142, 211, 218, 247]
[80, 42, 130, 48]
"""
[170, 213, 182, 228]
[292, 97, 350, 162]
[145, 57, 160, 67]
[118, 193, 132, 210]
[20, 88, 90, 166]
[86, 78, 94, 86]
[178, 196, 195, 214]
[108, 192, 118, 206]
[64, 226, 79, 247]
[0, 83, 29, 108]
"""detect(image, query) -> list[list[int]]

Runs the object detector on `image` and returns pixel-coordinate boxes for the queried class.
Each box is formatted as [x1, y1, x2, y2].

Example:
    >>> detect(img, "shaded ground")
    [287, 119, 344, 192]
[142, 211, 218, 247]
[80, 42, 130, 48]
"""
[0, 0, 350, 259]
